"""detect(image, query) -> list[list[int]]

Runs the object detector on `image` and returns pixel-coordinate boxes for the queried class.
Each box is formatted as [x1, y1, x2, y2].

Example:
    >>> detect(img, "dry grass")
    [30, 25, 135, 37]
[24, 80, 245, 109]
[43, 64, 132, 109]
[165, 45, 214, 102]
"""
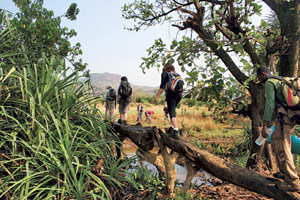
[97, 102, 246, 139]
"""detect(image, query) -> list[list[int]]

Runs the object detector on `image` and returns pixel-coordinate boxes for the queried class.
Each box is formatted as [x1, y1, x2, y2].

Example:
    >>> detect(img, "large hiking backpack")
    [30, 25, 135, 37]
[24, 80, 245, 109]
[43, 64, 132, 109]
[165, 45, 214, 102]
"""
[107, 88, 116, 101]
[167, 72, 184, 93]
[270, 76, 300, 108]
[269, 76, 300, 124]
[118, 81, 132, 99]
[266, 76, 300, 124]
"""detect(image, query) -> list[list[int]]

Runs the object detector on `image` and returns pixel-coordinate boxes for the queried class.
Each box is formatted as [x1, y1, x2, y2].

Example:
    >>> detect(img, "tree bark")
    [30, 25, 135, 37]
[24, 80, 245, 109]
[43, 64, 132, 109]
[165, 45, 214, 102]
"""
[113, 122, 300, 200]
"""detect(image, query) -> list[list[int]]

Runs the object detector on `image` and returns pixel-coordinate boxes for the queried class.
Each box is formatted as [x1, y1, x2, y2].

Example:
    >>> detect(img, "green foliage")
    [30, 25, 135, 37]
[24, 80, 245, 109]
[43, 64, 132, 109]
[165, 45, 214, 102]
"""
[1, 1, 86, 71]
[121, 0, 283, 123]
[210, 143, 224, 155]
[126, 165, 165, 199]
[66, 3, 80, 20]
[0, 9, 136, 200]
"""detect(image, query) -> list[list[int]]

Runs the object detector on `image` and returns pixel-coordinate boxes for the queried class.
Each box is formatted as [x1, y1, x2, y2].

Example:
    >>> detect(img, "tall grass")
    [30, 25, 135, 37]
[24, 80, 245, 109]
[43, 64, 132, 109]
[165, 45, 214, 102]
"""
[0, 22, 135, 199]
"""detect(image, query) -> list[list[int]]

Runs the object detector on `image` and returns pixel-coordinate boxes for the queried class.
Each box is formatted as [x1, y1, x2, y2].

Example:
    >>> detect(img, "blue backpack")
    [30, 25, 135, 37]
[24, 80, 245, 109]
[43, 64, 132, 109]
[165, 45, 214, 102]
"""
[167, 72, 184, 93]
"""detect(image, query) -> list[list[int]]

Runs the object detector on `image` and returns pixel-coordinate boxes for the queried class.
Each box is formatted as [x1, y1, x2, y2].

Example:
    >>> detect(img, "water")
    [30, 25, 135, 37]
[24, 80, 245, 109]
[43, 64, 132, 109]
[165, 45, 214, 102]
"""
[125, 151, 216, 186]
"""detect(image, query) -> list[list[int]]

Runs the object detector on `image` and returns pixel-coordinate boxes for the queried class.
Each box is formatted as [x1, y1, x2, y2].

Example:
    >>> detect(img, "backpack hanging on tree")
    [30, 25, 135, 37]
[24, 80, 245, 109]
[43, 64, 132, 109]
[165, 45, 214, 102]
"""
[107, 88, 116, 101]
[167, 71, 184, 93]
[118, 81, 132, 98]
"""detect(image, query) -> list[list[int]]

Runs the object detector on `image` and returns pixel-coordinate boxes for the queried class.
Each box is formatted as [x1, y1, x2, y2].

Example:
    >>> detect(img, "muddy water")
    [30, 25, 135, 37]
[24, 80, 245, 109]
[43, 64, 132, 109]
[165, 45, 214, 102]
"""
[124, 148, 216, 186]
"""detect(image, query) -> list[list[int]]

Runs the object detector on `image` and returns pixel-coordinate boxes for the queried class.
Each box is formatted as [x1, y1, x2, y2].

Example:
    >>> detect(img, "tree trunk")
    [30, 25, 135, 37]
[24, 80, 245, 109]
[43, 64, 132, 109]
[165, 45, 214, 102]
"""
[246, 82, 267, 169]
[113, 122, 300, 200]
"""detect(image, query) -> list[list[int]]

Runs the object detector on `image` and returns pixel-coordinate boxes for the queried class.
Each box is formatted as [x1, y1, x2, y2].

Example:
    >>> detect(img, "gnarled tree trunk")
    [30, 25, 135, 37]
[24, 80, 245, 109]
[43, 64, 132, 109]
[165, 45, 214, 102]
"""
[113, 122, 300, 200]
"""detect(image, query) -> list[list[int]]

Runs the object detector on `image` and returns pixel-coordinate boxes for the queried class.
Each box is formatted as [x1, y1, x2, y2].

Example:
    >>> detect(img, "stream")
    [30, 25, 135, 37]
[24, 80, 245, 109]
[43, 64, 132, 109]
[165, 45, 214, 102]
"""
[125, 150, 218, 187]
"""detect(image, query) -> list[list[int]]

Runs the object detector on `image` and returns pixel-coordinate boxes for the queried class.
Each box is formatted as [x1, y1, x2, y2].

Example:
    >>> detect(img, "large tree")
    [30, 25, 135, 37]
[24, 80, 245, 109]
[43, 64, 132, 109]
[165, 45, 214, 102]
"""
[122, 0, 300, 168]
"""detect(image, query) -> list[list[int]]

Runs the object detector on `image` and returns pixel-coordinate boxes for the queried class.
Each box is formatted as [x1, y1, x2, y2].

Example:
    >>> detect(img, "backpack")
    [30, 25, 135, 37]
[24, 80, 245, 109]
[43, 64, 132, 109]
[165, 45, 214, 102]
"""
[270, 76, 300, 108]
[137, 105, 143, 112]
[107, 88, 116, 101]
[118, 81, 132, 99]
[167, 72, 184, 93]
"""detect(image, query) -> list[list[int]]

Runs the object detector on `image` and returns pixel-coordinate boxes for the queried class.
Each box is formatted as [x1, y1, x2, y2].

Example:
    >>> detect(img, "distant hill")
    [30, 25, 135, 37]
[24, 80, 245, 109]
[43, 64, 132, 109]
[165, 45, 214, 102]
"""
[85, 72, 157, 96]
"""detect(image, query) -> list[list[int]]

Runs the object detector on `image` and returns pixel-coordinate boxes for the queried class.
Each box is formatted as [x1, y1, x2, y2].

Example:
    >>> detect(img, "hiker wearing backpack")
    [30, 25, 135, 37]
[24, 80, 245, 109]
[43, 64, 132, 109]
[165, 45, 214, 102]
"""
[104, 86, 116, 121]
[117, 76, 132, 125]
[154, 63, 184, 139]
[137, 103, 143, 123]
[257, 66, 300, 192]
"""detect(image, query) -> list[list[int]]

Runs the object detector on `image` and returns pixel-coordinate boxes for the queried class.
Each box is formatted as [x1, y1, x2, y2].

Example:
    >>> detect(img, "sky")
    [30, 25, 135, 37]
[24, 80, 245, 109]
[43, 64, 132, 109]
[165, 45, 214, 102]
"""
[2, 1, 271, 87]
[2, 0, 179, 87]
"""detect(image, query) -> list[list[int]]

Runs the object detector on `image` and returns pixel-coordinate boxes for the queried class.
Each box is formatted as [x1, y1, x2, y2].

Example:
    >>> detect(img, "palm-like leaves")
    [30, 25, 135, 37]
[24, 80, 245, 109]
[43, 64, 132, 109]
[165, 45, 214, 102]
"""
[0, 11, 134, 200]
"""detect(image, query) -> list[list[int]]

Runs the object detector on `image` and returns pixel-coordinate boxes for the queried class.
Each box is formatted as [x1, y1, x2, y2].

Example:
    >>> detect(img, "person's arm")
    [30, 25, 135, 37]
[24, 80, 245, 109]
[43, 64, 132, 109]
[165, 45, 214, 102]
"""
[154, 72, 167, 102]
[154, 88, 164, 102]
[262, 81, 276, 138]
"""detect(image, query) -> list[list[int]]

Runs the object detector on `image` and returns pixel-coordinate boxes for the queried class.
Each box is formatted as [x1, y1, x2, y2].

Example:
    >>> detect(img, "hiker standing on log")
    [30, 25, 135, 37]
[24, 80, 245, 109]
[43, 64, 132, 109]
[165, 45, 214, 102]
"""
[154, 63, 184, 139]
[117, 76, 132, 125]
[257, 66, 300, 192]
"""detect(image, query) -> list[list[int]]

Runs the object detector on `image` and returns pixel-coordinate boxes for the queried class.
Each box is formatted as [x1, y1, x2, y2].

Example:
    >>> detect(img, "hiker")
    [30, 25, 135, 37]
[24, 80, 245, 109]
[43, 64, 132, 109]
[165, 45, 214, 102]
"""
[117, 76, 132, 125]
[154, 63, 184, 139]
[145, 110, 154, 122]
[163, 105, 170, 125]
[256, 66, 300, 191]
[104, 86, 116, 121]
[137, 103, 144, 123]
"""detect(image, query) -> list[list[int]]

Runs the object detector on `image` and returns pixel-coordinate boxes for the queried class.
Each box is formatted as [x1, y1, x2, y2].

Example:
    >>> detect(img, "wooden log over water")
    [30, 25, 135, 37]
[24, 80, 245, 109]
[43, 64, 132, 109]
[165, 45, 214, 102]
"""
[113, 123, 155, 151]
[112, 122, 300, 200]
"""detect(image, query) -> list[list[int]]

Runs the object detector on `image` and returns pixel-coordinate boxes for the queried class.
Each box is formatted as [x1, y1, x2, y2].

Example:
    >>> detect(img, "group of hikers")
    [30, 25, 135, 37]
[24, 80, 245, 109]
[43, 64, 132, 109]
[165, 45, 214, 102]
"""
[103, 63, 184, 139]
[103, 65, 300, 192]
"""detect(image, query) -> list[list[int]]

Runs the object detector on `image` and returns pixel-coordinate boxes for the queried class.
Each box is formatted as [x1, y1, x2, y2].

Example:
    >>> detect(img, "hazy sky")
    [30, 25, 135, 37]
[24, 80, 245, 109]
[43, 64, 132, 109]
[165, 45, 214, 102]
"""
[2, 0, 178, 87]
[2, 1, 270, 87]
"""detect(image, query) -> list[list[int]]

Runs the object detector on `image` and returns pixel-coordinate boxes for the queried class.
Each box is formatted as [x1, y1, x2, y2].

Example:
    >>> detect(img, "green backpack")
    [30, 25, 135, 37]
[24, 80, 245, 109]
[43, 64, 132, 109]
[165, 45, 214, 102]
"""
[271, 76, 300, 107]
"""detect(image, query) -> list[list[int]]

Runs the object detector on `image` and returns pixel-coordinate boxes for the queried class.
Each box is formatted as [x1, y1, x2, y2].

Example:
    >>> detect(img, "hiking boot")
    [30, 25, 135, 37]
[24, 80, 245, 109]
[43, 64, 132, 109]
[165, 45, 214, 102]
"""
[276, 182, 300, 192]
[117, 119, 123, 124]
[167, 127, 174, 137]
[173, 130, 180, 139]
[273, 172, 285, 180]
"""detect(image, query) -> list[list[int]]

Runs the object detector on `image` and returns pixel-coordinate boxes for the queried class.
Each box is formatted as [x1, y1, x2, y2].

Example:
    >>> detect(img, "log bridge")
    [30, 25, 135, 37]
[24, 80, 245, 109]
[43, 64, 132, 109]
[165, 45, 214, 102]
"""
[112, 122, 300, 200]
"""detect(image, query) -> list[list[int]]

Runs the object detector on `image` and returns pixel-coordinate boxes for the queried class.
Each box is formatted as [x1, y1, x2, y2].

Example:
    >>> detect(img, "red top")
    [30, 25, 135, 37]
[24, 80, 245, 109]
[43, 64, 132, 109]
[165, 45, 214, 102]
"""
[145, 110, 154, 114]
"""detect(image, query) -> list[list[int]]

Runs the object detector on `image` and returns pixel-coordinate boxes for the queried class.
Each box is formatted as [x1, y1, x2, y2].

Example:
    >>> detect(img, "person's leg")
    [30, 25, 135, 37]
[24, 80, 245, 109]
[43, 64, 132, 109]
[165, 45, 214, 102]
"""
[139, 112, 143, 122]
[118, 99, 125, 123]
[273, 115, 300, 191]
[167, 97, 180, 138]
[122, 100, 130, 124]
[146, 113, 149, 121]
[170, 117, 178, 129]
[105, 102, 109, 120]
[108, 101, 114, 120]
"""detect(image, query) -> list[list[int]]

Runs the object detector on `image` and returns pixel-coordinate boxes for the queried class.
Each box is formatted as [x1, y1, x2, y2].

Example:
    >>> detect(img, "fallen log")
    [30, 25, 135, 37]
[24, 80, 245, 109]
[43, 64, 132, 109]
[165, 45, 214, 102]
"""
[112, 122, 300, 200]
